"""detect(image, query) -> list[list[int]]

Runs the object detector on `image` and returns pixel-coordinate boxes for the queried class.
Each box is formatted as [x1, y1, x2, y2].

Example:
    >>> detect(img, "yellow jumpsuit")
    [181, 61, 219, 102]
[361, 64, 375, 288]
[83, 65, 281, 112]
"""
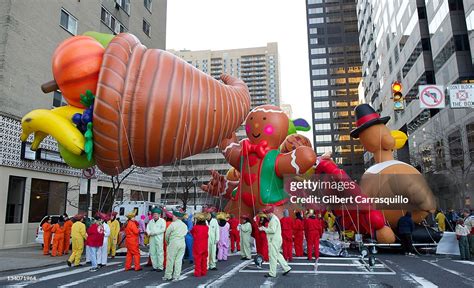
[68, 221, 87, 266]
[164, 220, 188, 280]
[108, 219, 120, 257]
[435, 212, 446, 232]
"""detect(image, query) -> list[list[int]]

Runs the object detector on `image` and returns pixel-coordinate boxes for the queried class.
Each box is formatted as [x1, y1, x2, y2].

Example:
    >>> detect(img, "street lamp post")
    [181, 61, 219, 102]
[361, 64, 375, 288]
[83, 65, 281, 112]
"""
[192, 176, 198, 210]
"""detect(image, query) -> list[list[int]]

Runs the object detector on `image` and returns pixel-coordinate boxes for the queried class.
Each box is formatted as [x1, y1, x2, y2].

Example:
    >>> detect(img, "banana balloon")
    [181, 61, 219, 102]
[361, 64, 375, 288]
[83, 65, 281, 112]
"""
[27, 106, 85, 151]
[21, 109, 85, 155]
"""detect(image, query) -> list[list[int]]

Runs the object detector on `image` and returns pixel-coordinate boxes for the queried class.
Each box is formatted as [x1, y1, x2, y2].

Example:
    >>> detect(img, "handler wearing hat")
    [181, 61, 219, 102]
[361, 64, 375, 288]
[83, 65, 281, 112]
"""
[146, 207, 166, 271]
[124, 212, 141, 271]
[206, 207, 220, 270]
[260, 206, 291, 278]
[108, 212, 120, 259]
[67, 214, 87, 267]
[240, 215, 253, 260]
[163, 210, 188, 281]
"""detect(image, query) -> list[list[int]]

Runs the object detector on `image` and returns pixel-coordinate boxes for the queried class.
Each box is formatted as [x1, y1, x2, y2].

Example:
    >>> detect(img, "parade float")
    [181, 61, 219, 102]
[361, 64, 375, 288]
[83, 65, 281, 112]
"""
[20, 31, 441, 253]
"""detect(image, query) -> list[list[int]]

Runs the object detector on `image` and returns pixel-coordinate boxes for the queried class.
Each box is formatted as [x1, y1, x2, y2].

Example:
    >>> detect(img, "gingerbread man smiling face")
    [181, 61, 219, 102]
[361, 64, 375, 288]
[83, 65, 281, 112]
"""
[245, 105, 289, 148]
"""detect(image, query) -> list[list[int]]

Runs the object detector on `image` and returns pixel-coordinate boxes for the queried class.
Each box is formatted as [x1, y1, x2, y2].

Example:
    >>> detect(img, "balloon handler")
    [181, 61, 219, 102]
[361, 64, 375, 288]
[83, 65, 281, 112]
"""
[20, 32, 251, 176]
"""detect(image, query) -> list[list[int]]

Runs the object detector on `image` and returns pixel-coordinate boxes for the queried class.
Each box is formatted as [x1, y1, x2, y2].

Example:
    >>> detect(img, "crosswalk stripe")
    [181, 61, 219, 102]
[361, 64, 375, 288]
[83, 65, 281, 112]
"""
[422, 260, 473, 282]
[57, 261, 147, 288]
[13, 262, 121, 287]
[197, 260, 252, 288]
[144, 266, 195, 287]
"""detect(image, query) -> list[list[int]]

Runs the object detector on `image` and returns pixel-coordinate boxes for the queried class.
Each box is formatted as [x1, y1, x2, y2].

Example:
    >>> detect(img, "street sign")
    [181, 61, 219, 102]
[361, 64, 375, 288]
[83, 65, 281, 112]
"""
[82, 167, 96, 179]
[79, 178, 98, 195]
[448, 84, 474, 108]
[419, 85, 445, 109]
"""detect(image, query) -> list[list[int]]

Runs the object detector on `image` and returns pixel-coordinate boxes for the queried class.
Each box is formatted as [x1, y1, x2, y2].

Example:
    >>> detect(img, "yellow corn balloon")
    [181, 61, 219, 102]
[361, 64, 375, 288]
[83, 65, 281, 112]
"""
[391, 130, 408, 150]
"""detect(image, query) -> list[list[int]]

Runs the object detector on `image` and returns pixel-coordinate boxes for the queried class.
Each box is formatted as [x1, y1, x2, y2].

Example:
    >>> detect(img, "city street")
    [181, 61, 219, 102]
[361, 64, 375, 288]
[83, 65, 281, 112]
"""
[0, 252, 473, 287]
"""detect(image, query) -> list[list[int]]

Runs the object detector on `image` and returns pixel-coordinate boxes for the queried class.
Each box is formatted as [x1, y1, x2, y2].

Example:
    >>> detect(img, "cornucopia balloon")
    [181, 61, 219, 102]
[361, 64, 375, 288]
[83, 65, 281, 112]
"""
[21, 32, 251, 175]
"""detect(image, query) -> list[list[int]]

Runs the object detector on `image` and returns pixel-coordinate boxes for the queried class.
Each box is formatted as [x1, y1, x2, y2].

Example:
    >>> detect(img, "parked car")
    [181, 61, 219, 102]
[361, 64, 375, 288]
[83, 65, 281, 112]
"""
[35, 215, 71, 247]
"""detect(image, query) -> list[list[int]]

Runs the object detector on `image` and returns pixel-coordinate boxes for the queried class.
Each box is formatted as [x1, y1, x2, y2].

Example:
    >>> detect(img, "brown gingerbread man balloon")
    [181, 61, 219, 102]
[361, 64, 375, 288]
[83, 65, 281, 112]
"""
[216, 105, 317, 218]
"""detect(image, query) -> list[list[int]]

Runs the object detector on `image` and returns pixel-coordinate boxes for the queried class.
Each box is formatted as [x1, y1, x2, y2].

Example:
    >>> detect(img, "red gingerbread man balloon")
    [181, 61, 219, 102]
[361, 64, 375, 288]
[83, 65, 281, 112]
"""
[214, 105, 317, 218]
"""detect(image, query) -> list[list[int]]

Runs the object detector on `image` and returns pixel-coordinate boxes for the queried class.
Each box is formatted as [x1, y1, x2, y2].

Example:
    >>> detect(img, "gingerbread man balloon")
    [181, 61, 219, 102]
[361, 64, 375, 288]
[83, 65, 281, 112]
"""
[218, 105, 317, 218]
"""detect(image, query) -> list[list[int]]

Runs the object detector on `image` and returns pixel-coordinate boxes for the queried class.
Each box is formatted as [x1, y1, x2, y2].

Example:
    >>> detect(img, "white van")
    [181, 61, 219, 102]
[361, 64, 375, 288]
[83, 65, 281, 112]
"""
[112, 201, 163, 223]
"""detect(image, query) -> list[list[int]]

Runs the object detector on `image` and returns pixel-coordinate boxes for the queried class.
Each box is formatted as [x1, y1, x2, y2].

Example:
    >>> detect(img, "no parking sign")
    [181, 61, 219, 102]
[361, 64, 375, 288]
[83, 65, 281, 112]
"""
[418, 85, 445, 109]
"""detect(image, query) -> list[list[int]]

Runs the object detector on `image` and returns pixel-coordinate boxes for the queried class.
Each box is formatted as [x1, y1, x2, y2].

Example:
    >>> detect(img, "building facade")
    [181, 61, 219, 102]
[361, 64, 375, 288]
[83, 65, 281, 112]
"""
[306, 0, 365, 179]
[164, 45, 281, 207]
[357, 0, 474, 209]
[0, 0, 167, 249]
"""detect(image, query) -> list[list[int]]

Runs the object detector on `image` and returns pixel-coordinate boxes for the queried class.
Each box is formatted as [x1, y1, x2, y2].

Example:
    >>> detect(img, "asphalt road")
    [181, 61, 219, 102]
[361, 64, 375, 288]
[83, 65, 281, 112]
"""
[0, 252, 472, 287]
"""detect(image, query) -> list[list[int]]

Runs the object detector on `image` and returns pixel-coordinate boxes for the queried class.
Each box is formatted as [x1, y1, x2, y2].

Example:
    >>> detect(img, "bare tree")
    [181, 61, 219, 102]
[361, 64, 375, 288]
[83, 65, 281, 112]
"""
[411, 122, 473, 208]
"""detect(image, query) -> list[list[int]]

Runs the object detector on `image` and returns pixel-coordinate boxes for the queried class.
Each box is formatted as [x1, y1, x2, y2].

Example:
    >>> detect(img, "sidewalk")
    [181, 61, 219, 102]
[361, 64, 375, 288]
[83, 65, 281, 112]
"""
[0, 245, 68, 272]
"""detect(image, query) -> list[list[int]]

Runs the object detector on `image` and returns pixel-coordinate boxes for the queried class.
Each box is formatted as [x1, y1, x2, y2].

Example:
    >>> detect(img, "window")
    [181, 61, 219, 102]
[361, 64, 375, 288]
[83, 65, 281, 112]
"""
[448, 130, 463, 167]
[313, 79, 328, 86]
[60, 8, 77, 35]
[312, 69, 328, 76]
[130, 190, 149, 201]
[313, 101, 330, 108]
[313, 90, 329, 97]
[467, 123, 474, 161]
[116, 0, 131, 14]
[311, 48, 326, 55]
[311, 58, 327, 65]
[150, 192, 156, 202]
[144, 0, 153, 12]
[314, 112, 330, 119]
[143, 19, 151, 37]
[52, 91, 67, 107]
[308, 7, 323, 14]
[92, 187, 123, 214]
[6, 177, 26, 224]
[309, 17, 324, 24]
[101, 7, 126, 34]
[316, 146, 332, 154]
[315, 123, 331, 131]
[29, 179, 68, 222]
[308, 0, 323, 4]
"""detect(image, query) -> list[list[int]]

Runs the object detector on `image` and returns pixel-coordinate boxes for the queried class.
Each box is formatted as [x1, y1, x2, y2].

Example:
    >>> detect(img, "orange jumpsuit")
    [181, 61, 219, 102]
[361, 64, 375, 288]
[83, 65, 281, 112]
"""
[63, 219, 73, 254]
[42, 222, 53, 255]
[125, 220, 141, 271]
[51, 224, 65, 256]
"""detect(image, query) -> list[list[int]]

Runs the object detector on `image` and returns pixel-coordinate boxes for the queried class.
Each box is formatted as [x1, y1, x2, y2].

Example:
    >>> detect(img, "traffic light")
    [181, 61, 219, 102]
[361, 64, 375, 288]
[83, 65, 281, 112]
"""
[392, 82, 404, 111]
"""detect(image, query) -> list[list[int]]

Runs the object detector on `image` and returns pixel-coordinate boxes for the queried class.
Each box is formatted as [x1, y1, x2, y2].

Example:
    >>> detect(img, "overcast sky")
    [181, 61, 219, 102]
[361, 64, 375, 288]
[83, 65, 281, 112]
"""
[166, 0, 314, 142]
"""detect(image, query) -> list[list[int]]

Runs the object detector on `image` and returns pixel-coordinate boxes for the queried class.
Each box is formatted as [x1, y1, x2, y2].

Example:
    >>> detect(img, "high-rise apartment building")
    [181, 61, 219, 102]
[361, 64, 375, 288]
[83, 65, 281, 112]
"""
[357, 0, 474, 209]
[306, 0, 365, 179]
[0, 0, 167, 248]
[164, 44, 281, 206]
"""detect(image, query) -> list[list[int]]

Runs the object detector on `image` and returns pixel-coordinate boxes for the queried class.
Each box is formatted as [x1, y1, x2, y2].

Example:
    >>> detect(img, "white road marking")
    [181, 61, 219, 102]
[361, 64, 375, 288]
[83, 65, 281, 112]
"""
[453, 260, 474, 266]
[145, 266, 195, 288]
[57, 261, 147, 288]
[198, 260, 252, 287]
[406, 273, 438, 288]
[385, 259, 438, 288]
[422, 260, 473, 282]
[109, 280, 130, 287]
[12, 262, 121, 287]
[260, 278, 275, 288]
